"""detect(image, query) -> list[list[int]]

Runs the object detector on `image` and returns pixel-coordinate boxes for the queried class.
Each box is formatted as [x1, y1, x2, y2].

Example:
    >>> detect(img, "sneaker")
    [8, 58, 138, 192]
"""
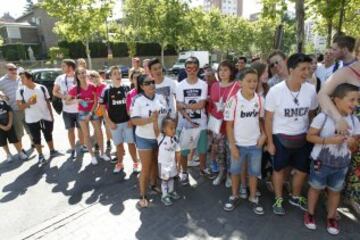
[111, 157, 118, 164]
[188, 159, 200, 167]
[225, 174, 232, 188]
[100, 154, 110, 161]
[256, 190, 261, 197]
[50, 150, 61, 158]
[18, 152, 28, 161]
[91, 156, 98, 165]
[22, 149, 30, 158]
[272, 197, 286, 215]
[180, 172, 190, 186]
[38, 155, 46, 164]
[249, 197, 264, 215]
[304, 212, 316, 230]
[326, 218, 339, 235]
[94, 143, 100, 152]
[289, 196, 308, 211]
[5, 155, 13, 162]
[200, 168, 211, 177]
[81, 145, 88, 153]
[133, 162, 140, 172]
[224, 195, 241, 212]
[213, 171, 225, 186]
[69, 149, 76, 160]
[106, 140, 112, 152]
[113, 163, 124, 173]
[239, 185, 248, 199]
[161, 195, 173, 206]
[210, 160, 219, 173]
[168, 191, 181, 200]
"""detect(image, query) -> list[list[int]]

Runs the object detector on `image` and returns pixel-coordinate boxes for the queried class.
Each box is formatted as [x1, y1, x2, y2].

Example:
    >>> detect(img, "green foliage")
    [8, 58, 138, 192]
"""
[48, 47, 69, 61]
[1, 44, 40, 61]
[24, 0, 34, 14]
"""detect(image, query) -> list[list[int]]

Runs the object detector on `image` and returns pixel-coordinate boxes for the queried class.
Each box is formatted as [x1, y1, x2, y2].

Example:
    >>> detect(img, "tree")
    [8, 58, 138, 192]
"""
[24, 0, 34, 14]
[295, 0, 305, 53]
[122, 0, 188, 64]
[40, 0, 113, 69]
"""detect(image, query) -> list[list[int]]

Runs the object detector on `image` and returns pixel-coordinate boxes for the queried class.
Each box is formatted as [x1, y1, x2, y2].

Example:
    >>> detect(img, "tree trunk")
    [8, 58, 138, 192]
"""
[85, 40, 92, 70]
[295, 0, 305, 53]
[337, 0, 346, 33]
[160, 43, 165, 66]
[326, 20, 333, 48]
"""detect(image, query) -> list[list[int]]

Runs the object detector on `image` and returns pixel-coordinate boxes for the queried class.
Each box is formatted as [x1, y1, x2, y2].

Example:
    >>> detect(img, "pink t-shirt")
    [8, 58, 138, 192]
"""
[209, 81, 240, 134]
[96, 82, 107, 100]
[69, 82, 97, 112]
[126, 88, 138, 114]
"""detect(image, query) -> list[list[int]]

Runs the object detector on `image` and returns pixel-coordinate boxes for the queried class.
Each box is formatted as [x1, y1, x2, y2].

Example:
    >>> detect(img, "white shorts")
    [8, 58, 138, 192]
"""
[110, 122, 134, 145]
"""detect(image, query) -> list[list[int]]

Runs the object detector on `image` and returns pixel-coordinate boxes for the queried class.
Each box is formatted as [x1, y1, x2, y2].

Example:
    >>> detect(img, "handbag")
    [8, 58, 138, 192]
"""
[179, 127, 201, 150]
[52, 96, 63, 115]
[208, 115, 222, 134]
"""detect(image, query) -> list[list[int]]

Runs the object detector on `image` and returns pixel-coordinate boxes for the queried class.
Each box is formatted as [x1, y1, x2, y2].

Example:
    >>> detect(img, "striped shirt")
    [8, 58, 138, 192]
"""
[0, 74, 22, 111]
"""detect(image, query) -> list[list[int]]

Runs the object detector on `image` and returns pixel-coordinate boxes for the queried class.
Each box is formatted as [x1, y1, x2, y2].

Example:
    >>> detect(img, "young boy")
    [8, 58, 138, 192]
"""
[223, 68, 266, 214]
[305, 83, 360, 235]
[0, 98, 28, 162]
[100, 66, 138, 173]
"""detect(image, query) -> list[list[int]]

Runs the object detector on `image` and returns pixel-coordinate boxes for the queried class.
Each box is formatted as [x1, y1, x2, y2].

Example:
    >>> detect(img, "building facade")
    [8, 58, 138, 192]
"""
[203, 0, 243, 16]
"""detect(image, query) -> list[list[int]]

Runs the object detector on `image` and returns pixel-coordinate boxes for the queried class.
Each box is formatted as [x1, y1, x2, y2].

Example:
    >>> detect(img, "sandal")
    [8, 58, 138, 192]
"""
[136, 196, 149, 209]
[223, 195, 240, 212]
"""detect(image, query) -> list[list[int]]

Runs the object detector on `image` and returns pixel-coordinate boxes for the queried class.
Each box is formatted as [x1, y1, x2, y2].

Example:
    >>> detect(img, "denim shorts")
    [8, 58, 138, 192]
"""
[180, 129, 208, 157]
[272, 134, 312, 173]
[135, 134, 158, 150]
[62, 112, 80, 129]
[110, 122, 134, 145]
[230, 145, 262, 177]
[78, 111, 100, 121]
[309, 161, 348, 192]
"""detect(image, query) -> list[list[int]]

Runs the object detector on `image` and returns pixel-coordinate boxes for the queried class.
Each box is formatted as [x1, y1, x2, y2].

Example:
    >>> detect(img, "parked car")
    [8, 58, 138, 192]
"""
[31, 68, 62, 98]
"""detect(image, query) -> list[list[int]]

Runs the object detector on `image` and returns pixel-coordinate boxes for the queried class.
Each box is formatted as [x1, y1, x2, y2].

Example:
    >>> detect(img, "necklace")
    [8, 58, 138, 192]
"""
[286, 81, 301, 106]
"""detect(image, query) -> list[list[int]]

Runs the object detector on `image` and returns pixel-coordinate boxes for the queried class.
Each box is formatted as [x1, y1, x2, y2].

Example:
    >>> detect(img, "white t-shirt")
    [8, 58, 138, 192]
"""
[265, 81, 318, 135]
[157, 134, 180, 179]
[224, 91, 264, 146]
[16, 84, 52, 124]
[315, 64, 336, 84]
[131, 93, 168, 139]
[176, 78, 208, 129]
[155, 77, 177, 119]
[310, 113, 360, 168]
[54, 74, 78, 113]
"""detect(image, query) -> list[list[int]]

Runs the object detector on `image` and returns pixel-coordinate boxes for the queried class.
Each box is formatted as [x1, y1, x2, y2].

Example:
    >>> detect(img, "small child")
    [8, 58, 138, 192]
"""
[153, 116, 181, 206]
[305, 83, 360, 235]
[0, 99, 27, 162]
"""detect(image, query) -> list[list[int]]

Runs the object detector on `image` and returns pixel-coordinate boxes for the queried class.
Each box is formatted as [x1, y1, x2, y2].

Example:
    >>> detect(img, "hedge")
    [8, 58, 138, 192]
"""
[1, 44, 41, 61]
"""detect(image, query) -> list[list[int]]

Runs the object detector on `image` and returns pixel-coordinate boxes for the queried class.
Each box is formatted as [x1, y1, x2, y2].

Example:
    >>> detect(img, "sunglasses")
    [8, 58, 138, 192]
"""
[142, 80, 155, 86]
[186, 66, 198, 72]
[269, 61, 279, 68]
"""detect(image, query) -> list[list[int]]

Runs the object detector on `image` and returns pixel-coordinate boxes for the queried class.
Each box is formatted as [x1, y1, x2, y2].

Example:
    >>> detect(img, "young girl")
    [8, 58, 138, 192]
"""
[305, 83, 360, 235]
[153, 116, 181, 206]
[67, 67, 110, 165]
[223, 68, 266, 214]
[208, 60, 240, 186]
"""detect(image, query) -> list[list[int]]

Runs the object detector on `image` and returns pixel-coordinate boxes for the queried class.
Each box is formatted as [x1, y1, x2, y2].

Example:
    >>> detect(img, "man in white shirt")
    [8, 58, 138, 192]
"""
[315, 48, 339, 84]
[16, 72, 59, 164]
[265, 53, 318, 215]
[176, 57, 209, 186]
[53, 59, 84, 159]
[148, 58, 177, 119]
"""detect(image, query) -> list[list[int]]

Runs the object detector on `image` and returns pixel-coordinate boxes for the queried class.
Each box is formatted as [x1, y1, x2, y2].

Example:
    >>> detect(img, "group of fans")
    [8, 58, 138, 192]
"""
[1, 34, 360, 236]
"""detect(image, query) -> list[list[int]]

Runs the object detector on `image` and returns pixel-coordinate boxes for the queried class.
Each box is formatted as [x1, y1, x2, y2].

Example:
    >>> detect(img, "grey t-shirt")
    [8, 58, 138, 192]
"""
[0, 74, 22, 111]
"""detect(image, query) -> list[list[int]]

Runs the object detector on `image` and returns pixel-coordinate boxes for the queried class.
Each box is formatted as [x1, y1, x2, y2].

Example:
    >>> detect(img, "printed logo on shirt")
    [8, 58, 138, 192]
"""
[284, 107, 309, 118]
[240, 109, 259, 118]
[184, 89, 202, 119]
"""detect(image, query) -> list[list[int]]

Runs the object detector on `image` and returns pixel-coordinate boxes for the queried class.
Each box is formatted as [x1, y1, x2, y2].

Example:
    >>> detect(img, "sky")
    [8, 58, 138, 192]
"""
[0, 0, 261, 19]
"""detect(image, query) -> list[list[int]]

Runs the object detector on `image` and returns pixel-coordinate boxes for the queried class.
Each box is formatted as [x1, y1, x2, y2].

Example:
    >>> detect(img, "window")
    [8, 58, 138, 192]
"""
[6, 26, 21, 39]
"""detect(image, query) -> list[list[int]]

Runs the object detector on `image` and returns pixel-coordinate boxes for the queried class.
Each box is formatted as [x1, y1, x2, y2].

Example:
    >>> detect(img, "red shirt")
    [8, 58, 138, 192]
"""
[69, 82, 97, 112]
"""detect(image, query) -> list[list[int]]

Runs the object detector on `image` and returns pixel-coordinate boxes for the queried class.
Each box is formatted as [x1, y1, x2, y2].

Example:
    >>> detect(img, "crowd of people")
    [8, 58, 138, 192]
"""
[1, 34, 360, 236]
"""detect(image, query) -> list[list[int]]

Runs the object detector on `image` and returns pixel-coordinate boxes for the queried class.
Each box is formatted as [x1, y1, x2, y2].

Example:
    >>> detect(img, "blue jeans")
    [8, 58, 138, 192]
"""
[230, 145, 262, 177]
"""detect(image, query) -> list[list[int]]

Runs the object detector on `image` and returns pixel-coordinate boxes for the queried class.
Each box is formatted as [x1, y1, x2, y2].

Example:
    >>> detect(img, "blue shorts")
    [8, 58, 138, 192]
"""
[272, 134, 312, 173]
[135, 134, 158, 150]
[309, 162, 348, 192]
[230, 145, 262, 177]
[62, 112, 80, 129]
[180, 129, 208, 157]
[78, 111, 100, 121]
[110, 122, 134, 145]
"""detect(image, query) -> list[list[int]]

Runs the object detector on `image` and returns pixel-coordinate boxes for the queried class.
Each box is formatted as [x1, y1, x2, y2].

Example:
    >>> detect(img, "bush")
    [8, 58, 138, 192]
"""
[1, 44, 41, 61]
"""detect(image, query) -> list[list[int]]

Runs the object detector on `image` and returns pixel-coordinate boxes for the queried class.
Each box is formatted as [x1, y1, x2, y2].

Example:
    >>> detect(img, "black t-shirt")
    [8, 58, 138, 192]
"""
[100, 85, 130, 124]
[0, 100, 11, 125]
